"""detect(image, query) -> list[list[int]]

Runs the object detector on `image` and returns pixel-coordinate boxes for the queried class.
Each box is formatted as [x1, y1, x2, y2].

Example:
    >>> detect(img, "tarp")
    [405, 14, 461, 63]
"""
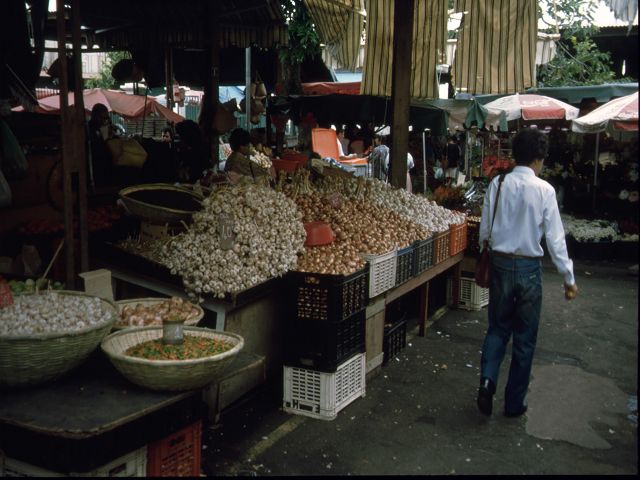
[267, 94, 449, 136]
[13, 88, 184, 123]
[413, 98, 508, 132]
[483, 93, 579, 122]
[473, 83, 640, 105]
[571, 91, 638, 134]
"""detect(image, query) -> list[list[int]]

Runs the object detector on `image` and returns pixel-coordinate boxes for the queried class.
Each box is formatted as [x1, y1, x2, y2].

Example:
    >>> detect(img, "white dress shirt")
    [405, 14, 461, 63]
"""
[479, 166, 575, 286]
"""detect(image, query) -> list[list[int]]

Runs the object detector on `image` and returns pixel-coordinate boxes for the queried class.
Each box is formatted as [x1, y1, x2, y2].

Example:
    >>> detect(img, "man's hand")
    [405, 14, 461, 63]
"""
[564, 283, 578, 300]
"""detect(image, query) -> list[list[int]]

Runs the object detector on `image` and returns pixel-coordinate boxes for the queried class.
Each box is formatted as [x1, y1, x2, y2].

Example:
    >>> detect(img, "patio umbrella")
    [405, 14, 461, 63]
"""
[483, 93, 580, 122]
[570, 91, 638, 208]
[571, 91, 638, 134]
[14, 88, 184, 123]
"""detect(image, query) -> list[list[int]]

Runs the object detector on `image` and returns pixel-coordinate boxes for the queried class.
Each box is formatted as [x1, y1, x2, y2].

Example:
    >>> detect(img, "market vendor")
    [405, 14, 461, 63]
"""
[224, 128, 272, 184]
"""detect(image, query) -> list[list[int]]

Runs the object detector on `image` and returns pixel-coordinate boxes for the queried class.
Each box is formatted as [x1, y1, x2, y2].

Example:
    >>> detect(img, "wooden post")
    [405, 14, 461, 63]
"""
[390, 0, 413, 189]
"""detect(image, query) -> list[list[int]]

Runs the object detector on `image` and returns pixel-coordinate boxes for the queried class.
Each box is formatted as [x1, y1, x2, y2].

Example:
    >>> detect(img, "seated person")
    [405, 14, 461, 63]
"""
[224, 128, 271, 184]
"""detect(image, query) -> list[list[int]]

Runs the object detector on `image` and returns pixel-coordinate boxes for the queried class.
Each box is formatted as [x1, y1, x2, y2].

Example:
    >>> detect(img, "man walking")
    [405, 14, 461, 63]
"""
[477, 128, 578, 418]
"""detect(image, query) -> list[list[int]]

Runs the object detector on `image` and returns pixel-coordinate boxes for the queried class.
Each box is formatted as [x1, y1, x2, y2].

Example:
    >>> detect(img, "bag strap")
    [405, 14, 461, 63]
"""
[488, 173, 506, 245]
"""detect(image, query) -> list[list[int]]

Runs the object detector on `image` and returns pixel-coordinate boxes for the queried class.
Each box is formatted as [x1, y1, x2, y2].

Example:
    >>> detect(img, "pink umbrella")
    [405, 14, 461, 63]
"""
[483, 93, 580, 122]
[14, 88, 184, 123]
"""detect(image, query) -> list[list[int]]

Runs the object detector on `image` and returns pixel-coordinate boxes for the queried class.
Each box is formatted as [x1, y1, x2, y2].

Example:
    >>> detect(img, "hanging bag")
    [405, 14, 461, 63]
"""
[475, 173, 506, 288]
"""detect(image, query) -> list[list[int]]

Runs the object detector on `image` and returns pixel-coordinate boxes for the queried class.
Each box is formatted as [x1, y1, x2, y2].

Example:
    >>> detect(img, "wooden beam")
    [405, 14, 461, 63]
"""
[389, 0, 413, 189]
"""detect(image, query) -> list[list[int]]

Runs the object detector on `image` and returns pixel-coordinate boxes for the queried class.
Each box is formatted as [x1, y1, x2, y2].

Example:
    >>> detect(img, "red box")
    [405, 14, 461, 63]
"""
[147, 420, 202, 477]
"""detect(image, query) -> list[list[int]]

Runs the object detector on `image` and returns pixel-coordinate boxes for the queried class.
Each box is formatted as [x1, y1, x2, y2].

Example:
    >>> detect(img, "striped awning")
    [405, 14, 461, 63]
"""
[305, 0, 365, 72]
[360, 0, 448, 99]
[453, 0, 538, 95]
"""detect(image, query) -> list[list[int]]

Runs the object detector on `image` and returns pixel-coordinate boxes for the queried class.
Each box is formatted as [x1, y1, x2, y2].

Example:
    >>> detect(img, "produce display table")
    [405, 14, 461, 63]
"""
[364, 252, 463, 374]
[92, 242, 281, 419]
[0, 352, 204, 475]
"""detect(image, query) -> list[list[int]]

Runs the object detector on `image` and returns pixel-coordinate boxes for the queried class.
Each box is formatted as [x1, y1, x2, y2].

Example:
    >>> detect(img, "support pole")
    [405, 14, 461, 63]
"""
[422, 130, 427, 194]
[390, 0, 414, 189]
[165, 46, 174, 112]
[592, 131, 600, 212]
[245, 47, 252, 131]
[71, 0, 88, 274]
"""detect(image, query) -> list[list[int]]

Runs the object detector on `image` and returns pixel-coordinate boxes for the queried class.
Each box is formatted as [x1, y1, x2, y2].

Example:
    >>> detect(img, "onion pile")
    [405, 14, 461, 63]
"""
[0, 292, 114, 335]
[288, 188, 430, 275]
[160, 183, 306, 301]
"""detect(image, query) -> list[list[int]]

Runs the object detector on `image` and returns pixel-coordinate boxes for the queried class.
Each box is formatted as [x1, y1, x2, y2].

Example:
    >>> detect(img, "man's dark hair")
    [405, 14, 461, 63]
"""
[511, 128, 549, 166]
[229, 128, 251, 152]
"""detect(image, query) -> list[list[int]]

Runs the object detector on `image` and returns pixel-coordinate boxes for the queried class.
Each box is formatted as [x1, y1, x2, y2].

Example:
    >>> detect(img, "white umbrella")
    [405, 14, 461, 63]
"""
[484, 93, 580, 122]
[571, 91, 638, 134]
[570, 92, 638, 205]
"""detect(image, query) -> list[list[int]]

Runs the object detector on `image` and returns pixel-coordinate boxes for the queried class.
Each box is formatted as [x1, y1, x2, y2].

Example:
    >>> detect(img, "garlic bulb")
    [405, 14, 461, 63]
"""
[160, 183, 306, 301]
[0, 292, 113, 335]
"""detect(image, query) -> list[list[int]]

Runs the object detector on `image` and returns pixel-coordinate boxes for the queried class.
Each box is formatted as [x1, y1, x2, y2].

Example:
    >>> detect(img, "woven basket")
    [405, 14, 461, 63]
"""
[101, 327, 244, 391]
[118, 183, 203, 224]
[114, 297, 204, 331]
[0, 291, 117, 389]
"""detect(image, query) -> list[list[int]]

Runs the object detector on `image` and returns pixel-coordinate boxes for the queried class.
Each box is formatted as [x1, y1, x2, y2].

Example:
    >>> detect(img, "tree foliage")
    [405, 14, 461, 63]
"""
[84, 51, 131, 89]
[278, 0, 320, 94]
[536, 0, 625, 86]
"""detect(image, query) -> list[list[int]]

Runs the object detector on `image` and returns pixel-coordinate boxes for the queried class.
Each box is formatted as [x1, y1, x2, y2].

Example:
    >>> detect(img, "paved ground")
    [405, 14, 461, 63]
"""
[201, 257, 638, 476]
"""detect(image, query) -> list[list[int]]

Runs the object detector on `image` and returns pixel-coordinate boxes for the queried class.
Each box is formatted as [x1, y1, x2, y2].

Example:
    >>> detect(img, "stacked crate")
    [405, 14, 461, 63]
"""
[283, 267, 369, 419]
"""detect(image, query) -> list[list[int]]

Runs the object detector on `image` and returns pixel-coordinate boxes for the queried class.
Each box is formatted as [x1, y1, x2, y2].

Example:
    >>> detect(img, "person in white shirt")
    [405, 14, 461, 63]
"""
[476, 127, 578, 418]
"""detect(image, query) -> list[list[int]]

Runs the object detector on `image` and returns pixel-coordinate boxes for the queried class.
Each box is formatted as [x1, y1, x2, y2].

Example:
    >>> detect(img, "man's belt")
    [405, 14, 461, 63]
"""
[491, 251, 542, 260]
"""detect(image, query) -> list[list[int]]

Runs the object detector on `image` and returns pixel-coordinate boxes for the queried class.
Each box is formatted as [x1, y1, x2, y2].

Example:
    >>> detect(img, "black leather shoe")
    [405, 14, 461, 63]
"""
[477, 378, 495, 416]
[504, 405, 528, 418]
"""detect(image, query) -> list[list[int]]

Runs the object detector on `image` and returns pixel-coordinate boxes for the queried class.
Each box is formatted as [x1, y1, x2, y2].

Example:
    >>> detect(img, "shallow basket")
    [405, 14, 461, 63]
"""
[114, 297, 204, 330]
[101, 326, 244, 391]
[118, 183, 203, 224]
[0, 290, 117, 389]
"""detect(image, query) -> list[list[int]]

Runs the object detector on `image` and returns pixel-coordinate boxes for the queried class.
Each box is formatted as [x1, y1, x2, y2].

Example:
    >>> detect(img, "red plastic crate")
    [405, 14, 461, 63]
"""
[147, 420, 202, 477]
[449, 222, 468, 256]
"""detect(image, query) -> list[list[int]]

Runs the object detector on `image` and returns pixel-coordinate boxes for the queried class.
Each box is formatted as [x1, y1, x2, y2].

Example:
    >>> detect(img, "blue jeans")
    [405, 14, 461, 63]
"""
[480, 255, 542, 413]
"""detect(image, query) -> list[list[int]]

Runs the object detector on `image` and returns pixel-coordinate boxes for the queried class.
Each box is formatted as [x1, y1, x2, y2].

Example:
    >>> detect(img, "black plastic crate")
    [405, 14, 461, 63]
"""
[383, 319, 407, 364]
[413, 236, 434, 276]
[395, 244, 415, 286]
[286, 266, 368, 322]
[285, 310, 366, 373]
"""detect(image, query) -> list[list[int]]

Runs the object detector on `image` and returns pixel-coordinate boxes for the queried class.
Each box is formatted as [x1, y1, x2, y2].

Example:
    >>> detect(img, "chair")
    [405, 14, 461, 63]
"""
[311, 128, 369, 176]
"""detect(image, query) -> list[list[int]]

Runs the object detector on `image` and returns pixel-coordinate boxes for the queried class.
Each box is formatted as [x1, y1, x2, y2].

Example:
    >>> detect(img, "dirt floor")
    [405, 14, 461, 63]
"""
[200, 257, 638, 476]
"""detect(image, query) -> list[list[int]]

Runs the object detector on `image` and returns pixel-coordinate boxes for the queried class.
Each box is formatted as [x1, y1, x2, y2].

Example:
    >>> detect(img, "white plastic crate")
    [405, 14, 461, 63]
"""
[447, 275, 489, 311]
[283, 352, 366, 420]
[0, 446, 147, 477]
[359, 248, 397, 298]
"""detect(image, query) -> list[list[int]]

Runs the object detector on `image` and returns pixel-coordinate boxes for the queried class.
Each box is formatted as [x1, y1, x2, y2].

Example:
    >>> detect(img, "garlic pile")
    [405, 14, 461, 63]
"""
[160, 183, 306, 301]
[364, 179, 466, 232]
[0, 292, 114, 336]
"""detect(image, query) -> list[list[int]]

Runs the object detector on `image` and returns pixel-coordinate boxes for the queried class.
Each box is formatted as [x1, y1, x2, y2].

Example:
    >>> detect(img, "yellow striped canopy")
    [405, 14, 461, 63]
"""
[360, 0, 448, 99]
[453, 0, 538, 95]
[305, 0, 365, 72]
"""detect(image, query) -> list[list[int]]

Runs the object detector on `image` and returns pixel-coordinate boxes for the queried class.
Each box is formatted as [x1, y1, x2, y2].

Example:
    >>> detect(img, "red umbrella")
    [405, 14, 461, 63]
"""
[14, 88, 184, 123]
